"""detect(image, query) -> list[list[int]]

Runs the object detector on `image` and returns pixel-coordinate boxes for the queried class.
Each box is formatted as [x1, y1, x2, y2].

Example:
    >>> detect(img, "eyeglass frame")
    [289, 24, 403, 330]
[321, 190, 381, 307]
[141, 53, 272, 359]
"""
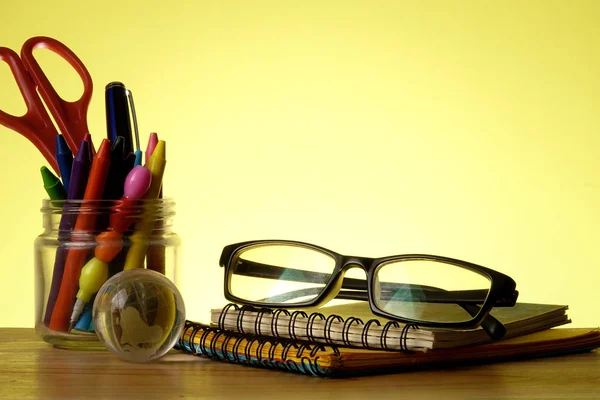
[219, 239, 519, 339]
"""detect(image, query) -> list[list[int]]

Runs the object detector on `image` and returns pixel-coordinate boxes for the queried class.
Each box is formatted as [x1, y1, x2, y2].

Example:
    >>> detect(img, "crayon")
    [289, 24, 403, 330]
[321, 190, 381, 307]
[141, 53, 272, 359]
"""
[43, 138, 92, 326]
[49, 139, 111, 332]
[123, 141, 166, 270]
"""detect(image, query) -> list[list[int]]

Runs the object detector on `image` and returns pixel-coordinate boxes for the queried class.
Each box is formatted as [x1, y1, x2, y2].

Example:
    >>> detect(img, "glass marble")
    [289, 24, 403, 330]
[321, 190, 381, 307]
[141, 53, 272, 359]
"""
[93, 269, 186, 362]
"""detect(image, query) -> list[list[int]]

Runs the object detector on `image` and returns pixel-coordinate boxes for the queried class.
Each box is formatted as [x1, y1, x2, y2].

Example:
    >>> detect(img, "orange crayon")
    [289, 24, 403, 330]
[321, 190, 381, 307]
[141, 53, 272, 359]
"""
[49, 139, 111, 332]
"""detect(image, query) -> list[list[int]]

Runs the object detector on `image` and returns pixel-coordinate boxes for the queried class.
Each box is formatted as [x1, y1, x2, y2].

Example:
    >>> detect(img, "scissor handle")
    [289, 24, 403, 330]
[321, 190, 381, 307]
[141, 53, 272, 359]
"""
[0, 46, 60, 174]
[20, 36, 93, 154]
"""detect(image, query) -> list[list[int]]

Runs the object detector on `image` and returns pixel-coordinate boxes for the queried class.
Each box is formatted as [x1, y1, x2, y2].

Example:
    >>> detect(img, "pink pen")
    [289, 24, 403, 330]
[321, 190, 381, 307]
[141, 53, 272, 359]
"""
[109, 165, 153, 233]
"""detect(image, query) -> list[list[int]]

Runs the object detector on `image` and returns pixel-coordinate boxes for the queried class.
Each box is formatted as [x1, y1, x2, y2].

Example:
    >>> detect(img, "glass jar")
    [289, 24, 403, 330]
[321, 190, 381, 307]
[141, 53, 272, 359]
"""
[34, 197, 181, 350]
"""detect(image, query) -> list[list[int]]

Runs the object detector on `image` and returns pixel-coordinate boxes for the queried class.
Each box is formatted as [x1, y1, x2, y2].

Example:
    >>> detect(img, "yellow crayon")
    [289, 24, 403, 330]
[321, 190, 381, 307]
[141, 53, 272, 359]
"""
[123, 140, 167, 270]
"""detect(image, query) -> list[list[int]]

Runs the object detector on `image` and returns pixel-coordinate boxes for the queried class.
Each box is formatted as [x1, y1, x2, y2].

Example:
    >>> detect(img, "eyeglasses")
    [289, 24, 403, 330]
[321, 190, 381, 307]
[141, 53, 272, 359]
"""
[219, 240, 519, 340]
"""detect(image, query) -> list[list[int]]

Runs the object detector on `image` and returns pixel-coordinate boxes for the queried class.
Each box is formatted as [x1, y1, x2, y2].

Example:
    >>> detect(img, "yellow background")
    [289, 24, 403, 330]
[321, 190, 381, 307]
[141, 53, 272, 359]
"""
[0, 1, 598, 328]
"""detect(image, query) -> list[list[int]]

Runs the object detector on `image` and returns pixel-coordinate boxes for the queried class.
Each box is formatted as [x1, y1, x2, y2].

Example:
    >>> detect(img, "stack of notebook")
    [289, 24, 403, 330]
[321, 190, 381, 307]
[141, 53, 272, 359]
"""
[174, 302, 600, 377]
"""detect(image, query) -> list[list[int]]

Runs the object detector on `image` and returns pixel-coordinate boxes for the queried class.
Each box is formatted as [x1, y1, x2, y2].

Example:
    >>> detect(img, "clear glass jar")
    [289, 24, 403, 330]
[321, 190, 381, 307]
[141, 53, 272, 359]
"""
[34, 197, 181, 350]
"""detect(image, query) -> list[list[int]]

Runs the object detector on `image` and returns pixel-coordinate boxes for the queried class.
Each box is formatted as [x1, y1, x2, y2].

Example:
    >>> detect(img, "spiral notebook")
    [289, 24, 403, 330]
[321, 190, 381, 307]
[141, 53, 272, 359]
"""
[174, 321, 600, 378]
[210, 302, 571, 352]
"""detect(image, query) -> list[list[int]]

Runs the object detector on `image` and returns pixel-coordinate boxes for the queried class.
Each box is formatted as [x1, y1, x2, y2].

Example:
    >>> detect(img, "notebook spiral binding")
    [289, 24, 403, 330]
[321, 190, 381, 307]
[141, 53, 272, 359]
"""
[216, 303, 418, 352]
[174, 319, 342, 377]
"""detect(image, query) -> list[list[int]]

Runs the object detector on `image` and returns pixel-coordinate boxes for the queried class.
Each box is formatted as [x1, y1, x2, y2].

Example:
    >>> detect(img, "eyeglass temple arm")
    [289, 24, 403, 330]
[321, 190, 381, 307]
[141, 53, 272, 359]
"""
[259, 287, 506, 340]
[349, 281, 510, 338]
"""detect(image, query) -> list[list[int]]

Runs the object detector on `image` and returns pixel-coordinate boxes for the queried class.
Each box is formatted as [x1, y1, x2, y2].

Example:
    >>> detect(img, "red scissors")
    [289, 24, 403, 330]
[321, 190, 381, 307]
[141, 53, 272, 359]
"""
[0, 36, 93, 174]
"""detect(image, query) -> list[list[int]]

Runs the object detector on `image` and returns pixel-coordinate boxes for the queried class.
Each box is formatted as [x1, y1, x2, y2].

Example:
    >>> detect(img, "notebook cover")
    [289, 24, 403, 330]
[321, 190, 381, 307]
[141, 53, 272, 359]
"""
[210, 302, 570, 352]
[176, 319, 600, 378]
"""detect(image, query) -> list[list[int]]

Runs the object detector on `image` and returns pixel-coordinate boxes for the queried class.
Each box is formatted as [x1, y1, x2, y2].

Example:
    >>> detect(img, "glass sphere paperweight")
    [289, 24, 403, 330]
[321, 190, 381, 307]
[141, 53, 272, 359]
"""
[92, 268, 186, 362]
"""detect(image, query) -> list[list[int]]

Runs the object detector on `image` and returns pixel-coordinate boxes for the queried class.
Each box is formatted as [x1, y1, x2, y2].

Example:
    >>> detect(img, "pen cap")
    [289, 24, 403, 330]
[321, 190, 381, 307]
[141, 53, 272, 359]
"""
[34, 197, 182, 349]
[105, 81, 133, 154]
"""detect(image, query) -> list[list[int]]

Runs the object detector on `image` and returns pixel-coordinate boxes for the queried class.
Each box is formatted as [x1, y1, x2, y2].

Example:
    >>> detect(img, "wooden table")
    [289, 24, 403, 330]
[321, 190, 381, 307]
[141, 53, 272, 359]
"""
[0, 328, 598, 399]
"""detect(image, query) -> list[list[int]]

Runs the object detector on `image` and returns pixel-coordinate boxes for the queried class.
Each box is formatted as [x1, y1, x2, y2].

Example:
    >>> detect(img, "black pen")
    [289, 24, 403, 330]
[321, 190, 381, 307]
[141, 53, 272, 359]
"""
[105, 81, 133, 154]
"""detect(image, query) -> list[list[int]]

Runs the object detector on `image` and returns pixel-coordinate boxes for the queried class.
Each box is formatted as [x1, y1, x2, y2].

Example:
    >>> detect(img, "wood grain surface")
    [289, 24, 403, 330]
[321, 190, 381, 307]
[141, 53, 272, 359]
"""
[0, 328, 598, 399]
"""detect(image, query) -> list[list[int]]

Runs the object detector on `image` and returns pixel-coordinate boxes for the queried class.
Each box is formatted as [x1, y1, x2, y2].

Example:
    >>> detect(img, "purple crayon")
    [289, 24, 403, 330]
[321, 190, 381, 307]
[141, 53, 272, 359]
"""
[44, 137, 92, 326]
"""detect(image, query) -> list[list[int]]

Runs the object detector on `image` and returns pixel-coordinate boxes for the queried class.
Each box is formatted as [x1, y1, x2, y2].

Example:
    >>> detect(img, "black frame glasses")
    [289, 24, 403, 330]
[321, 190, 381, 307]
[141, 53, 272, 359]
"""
[219, 239, 519, 339]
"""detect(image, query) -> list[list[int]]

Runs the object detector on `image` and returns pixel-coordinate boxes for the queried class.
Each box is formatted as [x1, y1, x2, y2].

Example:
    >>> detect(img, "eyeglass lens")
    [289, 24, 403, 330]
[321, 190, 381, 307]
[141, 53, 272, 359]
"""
[228, 244, 492, 324]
